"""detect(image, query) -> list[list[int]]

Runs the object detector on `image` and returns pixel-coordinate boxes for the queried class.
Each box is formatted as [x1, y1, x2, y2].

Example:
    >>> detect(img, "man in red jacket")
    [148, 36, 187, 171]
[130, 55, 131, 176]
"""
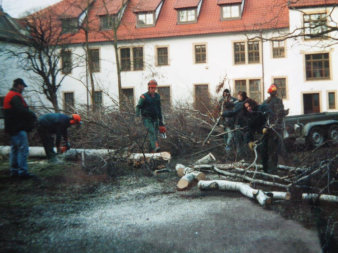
[4, 78, 36, 178]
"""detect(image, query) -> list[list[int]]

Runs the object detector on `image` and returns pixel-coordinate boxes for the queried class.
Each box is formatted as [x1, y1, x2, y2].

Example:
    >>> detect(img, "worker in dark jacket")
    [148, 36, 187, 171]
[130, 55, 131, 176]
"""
[136, 79, 165, 152]
[4, 78, 37, 178]
[243, 99, 277, 173]
[37, 113, 82, 161]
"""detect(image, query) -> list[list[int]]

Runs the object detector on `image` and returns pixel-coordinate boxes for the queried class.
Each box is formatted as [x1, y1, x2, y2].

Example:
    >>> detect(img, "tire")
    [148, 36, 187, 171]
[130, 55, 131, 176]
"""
[306, 127, 325, 148]
[328, 124, 338, 145]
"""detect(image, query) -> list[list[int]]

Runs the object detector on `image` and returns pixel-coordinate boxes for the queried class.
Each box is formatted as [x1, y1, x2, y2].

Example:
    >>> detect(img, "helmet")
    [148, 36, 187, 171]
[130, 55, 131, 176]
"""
[267, 84, 277, 94]
[70, 114, 82, 125]
[148, 79, 158, 88]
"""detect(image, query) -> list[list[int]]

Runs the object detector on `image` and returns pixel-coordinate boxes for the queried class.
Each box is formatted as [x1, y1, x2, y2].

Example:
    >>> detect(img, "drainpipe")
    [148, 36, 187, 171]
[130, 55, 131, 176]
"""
[261, 32, 265, 102]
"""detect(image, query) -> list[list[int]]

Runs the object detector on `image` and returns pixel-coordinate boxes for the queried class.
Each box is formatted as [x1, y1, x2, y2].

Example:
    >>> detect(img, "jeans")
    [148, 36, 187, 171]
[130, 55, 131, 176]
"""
[142, 117, 159, 152]
[10, 130, 29, 175]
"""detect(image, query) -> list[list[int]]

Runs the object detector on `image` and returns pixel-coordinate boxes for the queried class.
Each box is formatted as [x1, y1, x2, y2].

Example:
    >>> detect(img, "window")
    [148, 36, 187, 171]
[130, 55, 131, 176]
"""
[93, 91, 102, 109]
[234, 42, 245, 64]
[222, 5, 240, 19]
[61, 18, 78, 34]
[64, 92, 74, 113]
[248, 41, 260, 63]
[272, 40, 285, 58]
[304, 13, 327, 39]
[137, 13, 154, 27]
[303, 93, 320, 114]
[249, 79, 261, 102]
[120, 88, 134, 110]
[100, 15, 116, 30]
[328, 92, 336, 109]
[157, 47, 168, 66]
[120, 47, 144, 71]
[157, 86, 171, 111]
[273, 78, 287, 99]
[0, 96, 4, 119]
[234, 79, 263, 103]
[178, 9, 196, 23]
[234, 41, 260, 64]
[61, 50, 72, 74]
[133, 47, 143, 70]
[234, 80, 246, 94]
[194, 84, 209, 112]
[120, 48, 131, 71]
[194, 44, 206, 64]
[88, 49, 100, 73]
[305, 53, 330, 80]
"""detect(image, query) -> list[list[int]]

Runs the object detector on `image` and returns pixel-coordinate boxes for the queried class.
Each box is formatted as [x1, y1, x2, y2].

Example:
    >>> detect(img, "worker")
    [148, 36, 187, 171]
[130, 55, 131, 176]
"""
[4, 78, 37, 178]
[136, 79, 165, 153]
[37, 113, 82, 162]
[243, 98, 276, 173]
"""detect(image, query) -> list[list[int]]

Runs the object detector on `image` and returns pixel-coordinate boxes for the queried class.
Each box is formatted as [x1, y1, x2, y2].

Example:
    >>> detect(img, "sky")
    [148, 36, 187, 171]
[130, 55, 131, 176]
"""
[2, 0, 62, 18]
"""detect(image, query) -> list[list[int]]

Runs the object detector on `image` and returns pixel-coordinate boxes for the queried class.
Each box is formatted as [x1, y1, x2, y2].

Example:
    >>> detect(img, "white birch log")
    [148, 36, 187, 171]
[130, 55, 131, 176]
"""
[302, 193, 338, 203]
[198, 180, 271, 206]
[175, 164, 194, 177]
[194, 153, 216, 165]
[177, 171, 206, 191]
[128, 152, 171, 161]
[265, 191, 291, 200]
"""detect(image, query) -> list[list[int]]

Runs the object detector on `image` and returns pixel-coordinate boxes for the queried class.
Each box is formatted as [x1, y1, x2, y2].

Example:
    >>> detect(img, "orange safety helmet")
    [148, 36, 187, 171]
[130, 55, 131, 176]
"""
[267, 84, 277, 94]
[148, 79, 158, 88]
[70, 114, 82, 125]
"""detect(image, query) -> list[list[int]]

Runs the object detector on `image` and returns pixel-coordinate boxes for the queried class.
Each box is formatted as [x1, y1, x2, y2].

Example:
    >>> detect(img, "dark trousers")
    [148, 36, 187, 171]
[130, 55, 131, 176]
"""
[38, 126, 56, 159]
[260, 131, 279, 173]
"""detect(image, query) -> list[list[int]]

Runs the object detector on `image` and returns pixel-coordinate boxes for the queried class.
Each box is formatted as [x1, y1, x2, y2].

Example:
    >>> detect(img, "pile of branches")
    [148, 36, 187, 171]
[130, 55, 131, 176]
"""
[175, 152, 338, 207]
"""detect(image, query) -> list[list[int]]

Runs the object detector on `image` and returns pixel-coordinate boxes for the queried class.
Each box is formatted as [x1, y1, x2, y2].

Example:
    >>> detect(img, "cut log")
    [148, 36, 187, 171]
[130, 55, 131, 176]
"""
[302, 193, 338, 203]
[198, 180, 271, 207]
[129, 152, 171, 161]
[194, 153, 216, 165]
[175, 164, 194, 177]
[177, 171, 206, 191]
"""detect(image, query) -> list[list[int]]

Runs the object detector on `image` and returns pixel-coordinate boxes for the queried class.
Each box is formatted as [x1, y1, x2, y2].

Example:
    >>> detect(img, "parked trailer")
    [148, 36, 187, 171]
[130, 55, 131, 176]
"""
[284, 112, 338, 147]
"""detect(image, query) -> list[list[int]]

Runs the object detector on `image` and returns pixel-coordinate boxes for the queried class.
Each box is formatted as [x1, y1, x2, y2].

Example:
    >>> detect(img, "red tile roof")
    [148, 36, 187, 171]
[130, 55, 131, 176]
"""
[134, 0, 163, 13]
[217, 0, 243, 5]
[174, 0, 201, 9]
[30, 0, 290, 44]
[289, 0, 338, 8]
[54, 0, 96, 18]
[96, 0, 126, 16]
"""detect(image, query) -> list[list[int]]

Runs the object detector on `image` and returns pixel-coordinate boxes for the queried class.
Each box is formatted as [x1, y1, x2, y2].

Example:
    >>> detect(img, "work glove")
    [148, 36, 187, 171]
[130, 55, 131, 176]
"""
[159, 126, 166, 134]
[248, 141, 256, 151]
[262, 128, 268, 135]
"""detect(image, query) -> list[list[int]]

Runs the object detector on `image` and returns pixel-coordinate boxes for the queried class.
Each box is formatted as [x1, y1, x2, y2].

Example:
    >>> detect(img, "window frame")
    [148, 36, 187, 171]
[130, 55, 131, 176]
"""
[100, 15, 116, 30]
[328, 91, 337, 110]
[194, 83, 210, 112]
[120, 46, 144, 71]
[88, 48, 100, 73]
[272, 40, 286, 58]
[120, 87, 135, 110]
[133, 47, 144, 71]
[303, 12, 328, 40]
[61, 49, 72, 74]
[61, 18, 78, 34]
[272, 77, 288, 100]
[137, 12, 155, 27]
[234, 42, 246, 64]
[156, 46, 169, 66]
[194, 43, 207, 64]
[93, 90, 103, 109]
[63, 91, 75, 113]
[247, 41, 260, 64]
[221, 4, 241, 20]
[178, 8, 197, 24]
[305, 53, 330, 81]
[157, 86, 171, 111]
[233, 78, 263, 103]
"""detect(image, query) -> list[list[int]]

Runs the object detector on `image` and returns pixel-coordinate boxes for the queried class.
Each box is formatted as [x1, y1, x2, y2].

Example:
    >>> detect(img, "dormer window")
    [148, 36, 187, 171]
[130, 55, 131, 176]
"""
[178, 9, 196, 23]
[100, 15, 116, 30]
[175, 0, 203, 24]
[137, 12, 155, 27]
[61, 18, 78, 34]
[218, 0, 243, 20]
[134, 0, 164, 28]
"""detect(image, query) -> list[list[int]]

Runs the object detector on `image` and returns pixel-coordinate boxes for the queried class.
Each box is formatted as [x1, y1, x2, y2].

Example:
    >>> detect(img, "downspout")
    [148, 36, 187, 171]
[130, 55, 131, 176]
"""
[260, 33, 265, 102]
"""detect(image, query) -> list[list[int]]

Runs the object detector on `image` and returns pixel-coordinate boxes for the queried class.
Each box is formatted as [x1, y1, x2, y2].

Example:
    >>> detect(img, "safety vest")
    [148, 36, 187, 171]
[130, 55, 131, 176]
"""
[3, 90, 27, 109]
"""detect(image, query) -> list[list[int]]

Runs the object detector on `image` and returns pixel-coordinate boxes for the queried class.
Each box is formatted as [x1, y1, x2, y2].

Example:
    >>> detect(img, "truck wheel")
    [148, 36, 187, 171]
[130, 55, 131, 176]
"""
[306, 127, 325, 148]
[328, 125, 338, 144]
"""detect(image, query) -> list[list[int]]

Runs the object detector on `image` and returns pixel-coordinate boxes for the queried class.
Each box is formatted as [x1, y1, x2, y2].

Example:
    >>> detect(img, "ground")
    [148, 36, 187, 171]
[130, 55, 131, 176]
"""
[0, 145, 337, 252]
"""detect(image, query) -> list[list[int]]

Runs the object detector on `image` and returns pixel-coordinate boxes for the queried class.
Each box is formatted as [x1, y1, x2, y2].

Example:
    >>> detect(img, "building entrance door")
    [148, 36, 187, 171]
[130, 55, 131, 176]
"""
[303, 93, 320, 114]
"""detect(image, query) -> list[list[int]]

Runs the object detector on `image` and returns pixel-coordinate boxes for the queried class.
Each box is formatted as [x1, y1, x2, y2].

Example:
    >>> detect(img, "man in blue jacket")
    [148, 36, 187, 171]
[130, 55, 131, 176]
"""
[37, 113, 82, 161]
